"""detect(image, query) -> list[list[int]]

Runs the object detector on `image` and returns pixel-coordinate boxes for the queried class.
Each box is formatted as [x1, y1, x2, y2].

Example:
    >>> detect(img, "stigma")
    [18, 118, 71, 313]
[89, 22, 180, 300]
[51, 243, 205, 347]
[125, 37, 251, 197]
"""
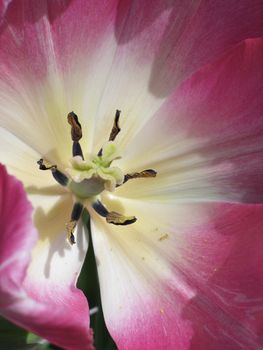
[37, 110, 157, 245]
[67, 141, 124, 196]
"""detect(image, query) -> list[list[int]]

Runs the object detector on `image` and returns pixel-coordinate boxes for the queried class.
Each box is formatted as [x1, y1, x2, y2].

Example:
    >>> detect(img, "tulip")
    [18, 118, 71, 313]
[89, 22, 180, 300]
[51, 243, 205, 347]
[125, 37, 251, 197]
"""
[0, 1, 263, 349]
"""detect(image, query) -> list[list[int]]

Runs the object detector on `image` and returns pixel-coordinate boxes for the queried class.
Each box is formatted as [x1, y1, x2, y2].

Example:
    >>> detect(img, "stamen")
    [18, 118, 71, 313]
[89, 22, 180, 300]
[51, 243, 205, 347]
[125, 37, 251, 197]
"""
[66, 202, 83, 245]
[106, 211, 137, 225]
[92, 200, 108, 217]
[121, 169, 157, 185]
[67, 111, 82, 141]
[109, 109, 121, 142]
[67, 111, 84, 159]
[37, 159, 68, 186]
[98, 109, 121, 156]
[92, 200, 137, 225]
[72, 141, 84, 158]
[37, 158, 54, 170]
[66, 221, 77, 245]
[37, 109, 156, 246]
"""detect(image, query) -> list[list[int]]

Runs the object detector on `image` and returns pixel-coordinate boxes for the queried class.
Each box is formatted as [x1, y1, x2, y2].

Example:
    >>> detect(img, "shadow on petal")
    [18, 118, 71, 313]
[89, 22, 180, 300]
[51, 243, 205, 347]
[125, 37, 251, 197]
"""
[0, 0, 73, 32]
[26, 184, 66, 196]
[114, 0, 174, 44]
[34, 196, 70, 278]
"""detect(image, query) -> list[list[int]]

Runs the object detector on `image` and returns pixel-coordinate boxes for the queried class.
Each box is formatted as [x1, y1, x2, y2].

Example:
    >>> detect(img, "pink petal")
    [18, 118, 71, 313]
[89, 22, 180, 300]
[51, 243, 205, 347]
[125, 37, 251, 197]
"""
[115, 0, 263, 96]
[91, 197, 263, 349]
[120, 37, 263, 204]
[0, 164, 94, 350]
[2, 0, 262, 89]
[0, 0, 119, 78]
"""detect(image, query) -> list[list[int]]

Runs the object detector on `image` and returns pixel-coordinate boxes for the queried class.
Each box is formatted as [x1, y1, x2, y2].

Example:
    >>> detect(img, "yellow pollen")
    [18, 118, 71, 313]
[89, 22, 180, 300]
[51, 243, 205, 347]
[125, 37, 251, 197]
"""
[158, 233, 169, 241]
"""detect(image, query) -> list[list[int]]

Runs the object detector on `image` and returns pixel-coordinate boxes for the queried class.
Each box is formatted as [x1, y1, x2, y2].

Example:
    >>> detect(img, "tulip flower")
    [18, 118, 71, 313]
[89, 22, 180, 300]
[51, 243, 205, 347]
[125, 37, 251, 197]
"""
[0, 1, 263, 349]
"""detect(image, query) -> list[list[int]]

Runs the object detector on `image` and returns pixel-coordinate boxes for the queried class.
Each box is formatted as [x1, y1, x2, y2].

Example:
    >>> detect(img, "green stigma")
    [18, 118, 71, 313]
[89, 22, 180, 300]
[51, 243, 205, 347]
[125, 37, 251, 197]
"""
[66, 141, 124, 198]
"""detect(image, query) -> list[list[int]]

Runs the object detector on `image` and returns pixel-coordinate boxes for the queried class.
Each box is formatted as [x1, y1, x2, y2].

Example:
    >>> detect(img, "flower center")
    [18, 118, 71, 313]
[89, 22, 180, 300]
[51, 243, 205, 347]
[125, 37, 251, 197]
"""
[37, 110, 157, 245]
[67, 141, 124, 198]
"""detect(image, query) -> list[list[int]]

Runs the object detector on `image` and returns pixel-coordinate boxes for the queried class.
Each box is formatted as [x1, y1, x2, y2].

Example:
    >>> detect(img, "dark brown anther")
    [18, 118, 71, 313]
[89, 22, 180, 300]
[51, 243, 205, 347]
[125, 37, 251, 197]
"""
[92, 200, 137, 226]
[66, 221, 77, 245]
[66, 203, 84, 245]
[109, 109, 121, 142]
[97, 109, 121, 156]
[67, 111, 82, 142]
[70, 233, 76, 245]
[121, 169, 157, 185]
[37, 158, 56, 170]
[37, 159, 68, 186]
[106, 211, 137, 226]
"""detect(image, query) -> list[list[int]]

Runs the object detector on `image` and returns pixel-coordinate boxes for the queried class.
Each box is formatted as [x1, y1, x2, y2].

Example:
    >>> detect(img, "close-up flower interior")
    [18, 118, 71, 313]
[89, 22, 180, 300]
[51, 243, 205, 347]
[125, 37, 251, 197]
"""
[0, 1, 263, 350]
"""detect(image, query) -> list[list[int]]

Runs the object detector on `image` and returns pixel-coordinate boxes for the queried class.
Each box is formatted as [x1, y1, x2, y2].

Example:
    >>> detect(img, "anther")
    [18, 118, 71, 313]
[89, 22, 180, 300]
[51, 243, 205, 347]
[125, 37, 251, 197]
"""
[106, 211, 137, 225]
[98, 109, 121, 156]
[120, 169, 157, 186]
[37, 159, 69, 186]
[66, 202, 84, 245]
[67, 111, 82, 141]
[109, 109, 121, 142]
[92, 200, 137, 226]
[37, 158, 55, 170]
[67, 111, 84, 159]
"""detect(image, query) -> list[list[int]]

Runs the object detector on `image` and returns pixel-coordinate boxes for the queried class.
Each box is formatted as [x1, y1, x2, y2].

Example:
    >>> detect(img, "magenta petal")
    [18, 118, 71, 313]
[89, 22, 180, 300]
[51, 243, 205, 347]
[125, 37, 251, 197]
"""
[0, 0, 119, 78]
[0, 164, 93, 350]
[2, 0, 262, 92]
[146, 0, 263, 96]
[115, 0, 263, 96]
[91, 200, 263, 349]
[170, 38, 263, 203]
[182, 204, 263, 349]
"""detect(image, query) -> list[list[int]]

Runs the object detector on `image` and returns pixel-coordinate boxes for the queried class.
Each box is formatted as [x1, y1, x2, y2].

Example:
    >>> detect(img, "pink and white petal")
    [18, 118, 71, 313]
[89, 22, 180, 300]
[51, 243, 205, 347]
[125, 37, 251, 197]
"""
[0, 165, 93, 350]
[117, 37, 263, 204]
[0, 0, 162, 162]
[90, 195, 263, 349]
[0, 0, 121, 161]
[92, 0, 263, 142]
[0, 0, 167, 160]
[2, 2, 262, 161]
